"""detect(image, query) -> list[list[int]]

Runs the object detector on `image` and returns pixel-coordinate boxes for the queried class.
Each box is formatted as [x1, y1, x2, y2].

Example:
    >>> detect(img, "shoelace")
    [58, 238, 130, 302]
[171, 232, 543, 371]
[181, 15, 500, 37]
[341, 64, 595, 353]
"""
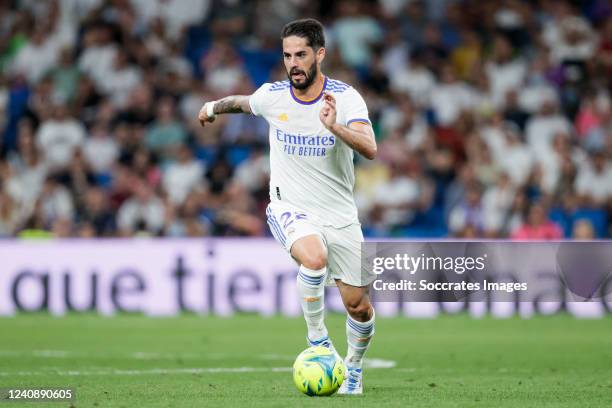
[346, 368, 361, 390]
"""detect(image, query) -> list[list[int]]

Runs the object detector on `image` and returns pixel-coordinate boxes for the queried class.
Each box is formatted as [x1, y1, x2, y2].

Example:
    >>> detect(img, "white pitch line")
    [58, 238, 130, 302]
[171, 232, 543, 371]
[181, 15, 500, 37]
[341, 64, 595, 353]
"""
[0, 350, 397, 368]
[0, 367, 293, 377]
[0, 350, 288, 360]
[0, 361, 401, 377]
[363, 358, 396, 369]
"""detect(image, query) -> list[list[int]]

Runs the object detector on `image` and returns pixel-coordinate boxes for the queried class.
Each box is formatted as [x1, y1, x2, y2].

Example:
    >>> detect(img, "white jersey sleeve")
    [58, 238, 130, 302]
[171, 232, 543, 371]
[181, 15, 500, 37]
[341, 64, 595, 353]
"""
[338, 86, 371, 127]
[248, 83, 270, 117]
[249, 81, 289, 118]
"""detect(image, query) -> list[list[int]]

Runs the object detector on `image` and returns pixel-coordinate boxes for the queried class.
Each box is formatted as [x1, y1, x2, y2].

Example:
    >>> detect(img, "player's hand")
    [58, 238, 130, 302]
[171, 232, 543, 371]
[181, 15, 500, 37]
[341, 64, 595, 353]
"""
[319, 91, 337, 130]
[198, 102, 216, 126]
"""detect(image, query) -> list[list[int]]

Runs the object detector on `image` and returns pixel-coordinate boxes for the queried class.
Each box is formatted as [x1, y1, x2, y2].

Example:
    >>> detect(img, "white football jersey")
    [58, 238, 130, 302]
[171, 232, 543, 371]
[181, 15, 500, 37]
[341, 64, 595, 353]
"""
[249, 77, 370, 228]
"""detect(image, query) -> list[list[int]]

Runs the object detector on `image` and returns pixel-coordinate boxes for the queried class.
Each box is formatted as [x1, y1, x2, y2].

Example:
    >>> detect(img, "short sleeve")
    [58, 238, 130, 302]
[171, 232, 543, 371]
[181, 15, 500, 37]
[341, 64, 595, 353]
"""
[342, 87, 371, 127]
[249, 83, 271, 117]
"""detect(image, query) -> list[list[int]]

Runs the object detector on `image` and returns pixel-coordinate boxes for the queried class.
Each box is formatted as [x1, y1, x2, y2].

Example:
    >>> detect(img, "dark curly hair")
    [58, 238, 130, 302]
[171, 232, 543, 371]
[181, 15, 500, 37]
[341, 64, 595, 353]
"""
[281, 18, 325, 50]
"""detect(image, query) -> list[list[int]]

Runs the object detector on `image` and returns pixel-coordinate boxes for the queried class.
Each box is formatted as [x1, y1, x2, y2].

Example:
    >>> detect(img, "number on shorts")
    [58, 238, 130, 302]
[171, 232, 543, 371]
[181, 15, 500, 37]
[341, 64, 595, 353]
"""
[280, 211, 307, 229]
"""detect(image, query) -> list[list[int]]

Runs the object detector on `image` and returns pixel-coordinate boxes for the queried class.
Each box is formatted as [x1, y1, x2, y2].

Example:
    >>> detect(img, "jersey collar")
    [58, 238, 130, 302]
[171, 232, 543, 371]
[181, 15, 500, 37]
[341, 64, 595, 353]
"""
[290, 76, 327, 105]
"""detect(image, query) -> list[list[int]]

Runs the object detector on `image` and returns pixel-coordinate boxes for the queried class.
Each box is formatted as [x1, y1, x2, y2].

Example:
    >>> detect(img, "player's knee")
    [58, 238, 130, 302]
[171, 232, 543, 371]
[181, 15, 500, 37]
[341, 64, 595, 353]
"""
[346, 301, 372, 322]
[300, 252, 327, 271]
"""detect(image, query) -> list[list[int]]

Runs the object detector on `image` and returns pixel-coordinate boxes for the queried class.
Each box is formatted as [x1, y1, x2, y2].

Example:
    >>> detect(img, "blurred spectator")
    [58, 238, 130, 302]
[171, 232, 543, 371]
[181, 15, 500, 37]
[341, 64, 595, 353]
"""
[36, 103, 85, 170]
[78, 25, 118, 91]
[37, 175, 75, 227]
[517, 53, 558, 118]
[430, 63, 472, 126]
[572, 218, 595, 240]
[504, 189, 529, 236]
[102, 49, 142, 108]
[380, 95, 428, 150]
[145, 96, 187, 160]
[80, 186, 115, 237]
[485, 35, 527, 108]
[332, 1, 383, 71]
[83, 122, 119, 174]
[10, 25, 60, 84]
[481, 173, 515, 236]
[214, 182, 264, 236]
[575, 151, 612, 207]
[414, 24, 449, 74]
[117, 178, 165, 236]
[482, 120, 533, 187]
[50, 47, 80, 103]
[449, 183, 485, 237]
[131, 0, 211, 40]
[162, 144, 205, 205]
[233, 145, 270, 194]
[451, 29, 482, 80]
[381, 26, 410, 77]
[575, 92, 611, 151]
[525, 98, 572, 156]
[389, 50, 435, 108]
[369, 159, 432, 234]
[544, 9, 598, 65]
[5, 120, 47, 215]
[397, 0, 427, 46]
[130, 147, 162, 188]
[201, 39, 248, 95]
[165, 192, 209, 237]
[205, 156, 234, 209]
[511, 202, 563, 240]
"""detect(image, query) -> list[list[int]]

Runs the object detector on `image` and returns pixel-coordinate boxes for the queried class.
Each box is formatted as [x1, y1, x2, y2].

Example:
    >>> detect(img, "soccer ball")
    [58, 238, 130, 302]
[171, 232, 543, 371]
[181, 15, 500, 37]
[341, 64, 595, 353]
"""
[292, 346, 345, 396]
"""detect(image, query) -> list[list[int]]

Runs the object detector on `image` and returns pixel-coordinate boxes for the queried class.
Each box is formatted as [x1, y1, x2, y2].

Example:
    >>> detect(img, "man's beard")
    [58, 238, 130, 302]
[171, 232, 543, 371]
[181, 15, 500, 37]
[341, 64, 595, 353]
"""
[288, 63, 318, 90]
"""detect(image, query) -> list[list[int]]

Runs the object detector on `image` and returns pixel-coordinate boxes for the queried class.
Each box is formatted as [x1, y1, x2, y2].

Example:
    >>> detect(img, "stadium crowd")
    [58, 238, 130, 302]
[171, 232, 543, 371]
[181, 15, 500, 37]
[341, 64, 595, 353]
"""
[0, 0, 610, 239]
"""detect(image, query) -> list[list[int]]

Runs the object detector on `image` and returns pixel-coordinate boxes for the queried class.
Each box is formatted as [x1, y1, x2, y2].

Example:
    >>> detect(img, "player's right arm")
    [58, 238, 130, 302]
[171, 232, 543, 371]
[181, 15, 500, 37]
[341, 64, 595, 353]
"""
[198, 95, 252, 126]
[198, 83, 274, 126]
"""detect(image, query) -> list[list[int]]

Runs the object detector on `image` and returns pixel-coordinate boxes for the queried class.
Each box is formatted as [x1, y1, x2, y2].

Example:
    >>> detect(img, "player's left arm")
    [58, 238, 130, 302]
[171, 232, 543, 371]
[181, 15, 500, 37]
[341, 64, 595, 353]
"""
[319, 91, 377, 160]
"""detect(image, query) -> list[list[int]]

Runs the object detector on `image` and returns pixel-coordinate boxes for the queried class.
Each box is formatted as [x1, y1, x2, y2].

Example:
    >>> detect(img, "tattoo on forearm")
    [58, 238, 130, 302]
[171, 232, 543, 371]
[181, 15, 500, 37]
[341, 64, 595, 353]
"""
[213, 97, 246, 114]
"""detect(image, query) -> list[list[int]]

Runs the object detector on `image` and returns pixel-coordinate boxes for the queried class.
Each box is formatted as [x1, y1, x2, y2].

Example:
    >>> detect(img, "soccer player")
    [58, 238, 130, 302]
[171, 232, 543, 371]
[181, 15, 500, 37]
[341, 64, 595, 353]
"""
[198, 18, 377, 395]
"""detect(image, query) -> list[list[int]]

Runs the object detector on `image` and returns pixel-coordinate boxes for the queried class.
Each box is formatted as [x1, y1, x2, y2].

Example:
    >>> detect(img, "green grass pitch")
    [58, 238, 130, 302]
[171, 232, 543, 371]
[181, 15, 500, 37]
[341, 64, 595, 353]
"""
[1, 313, 611, 407]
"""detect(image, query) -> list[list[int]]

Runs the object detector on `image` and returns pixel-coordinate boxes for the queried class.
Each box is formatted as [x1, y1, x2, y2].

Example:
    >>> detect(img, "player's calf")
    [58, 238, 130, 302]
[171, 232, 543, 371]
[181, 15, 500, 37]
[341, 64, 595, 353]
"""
[291, 234, 330, 342]
[297, 265, 327, 342]
[345, 306, 375, 368]
[296, 265, 328, 342]
[336, 283, 375, 395]
[338, 308, 374, 395]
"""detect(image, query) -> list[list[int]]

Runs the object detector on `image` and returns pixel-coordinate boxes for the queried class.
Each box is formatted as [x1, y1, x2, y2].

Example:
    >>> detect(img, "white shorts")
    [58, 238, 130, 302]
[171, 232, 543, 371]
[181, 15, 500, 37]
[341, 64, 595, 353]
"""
[266, 201, 375, 287]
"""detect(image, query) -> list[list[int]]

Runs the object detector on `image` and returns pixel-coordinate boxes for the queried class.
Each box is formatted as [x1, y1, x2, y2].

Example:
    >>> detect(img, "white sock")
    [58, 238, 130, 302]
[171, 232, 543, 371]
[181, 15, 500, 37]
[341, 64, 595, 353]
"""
[296, 265, 328, 341]
[346, 309, 375, 367]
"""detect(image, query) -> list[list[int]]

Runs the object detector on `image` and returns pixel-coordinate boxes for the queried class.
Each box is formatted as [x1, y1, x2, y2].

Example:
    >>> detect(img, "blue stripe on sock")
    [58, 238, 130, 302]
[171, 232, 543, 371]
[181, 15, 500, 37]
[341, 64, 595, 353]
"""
[298, 271, 324, 285]
[299, 276, 322, 286]
[347, 321, 373, 334]
[297, 272, 315, 282]
[347, 318, 373, 335]
[347, 316, 373, 329]
[298, 274, 318, 285]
